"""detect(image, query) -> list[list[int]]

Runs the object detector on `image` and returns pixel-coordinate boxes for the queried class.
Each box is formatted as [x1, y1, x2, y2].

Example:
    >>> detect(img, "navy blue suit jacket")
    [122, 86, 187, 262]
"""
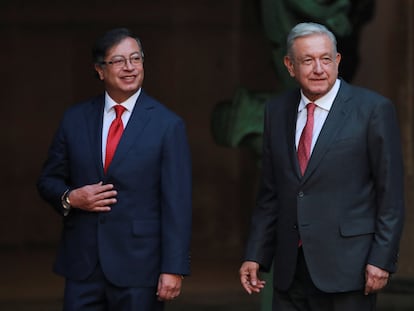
[244, 80, 404, 292]
[38, 90, 192, 287]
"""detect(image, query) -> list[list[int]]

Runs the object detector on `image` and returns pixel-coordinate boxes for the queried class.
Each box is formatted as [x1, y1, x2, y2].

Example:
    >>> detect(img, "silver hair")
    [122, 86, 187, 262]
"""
[286, 22, 337, 59]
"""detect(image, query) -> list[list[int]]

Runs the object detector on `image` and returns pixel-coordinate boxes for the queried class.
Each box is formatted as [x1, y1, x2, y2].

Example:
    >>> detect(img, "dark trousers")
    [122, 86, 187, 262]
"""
[272, 248, 377, 311]
[63, 263, 164, 311]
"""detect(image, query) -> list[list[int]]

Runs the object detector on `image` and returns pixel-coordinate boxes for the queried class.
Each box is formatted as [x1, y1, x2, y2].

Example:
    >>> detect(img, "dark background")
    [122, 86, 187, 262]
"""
[0, 0, 413, 309]
[1, 0, 278, 258]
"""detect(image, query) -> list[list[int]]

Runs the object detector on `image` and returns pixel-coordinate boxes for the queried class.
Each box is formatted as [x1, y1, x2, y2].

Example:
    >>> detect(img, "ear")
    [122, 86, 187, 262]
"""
[94, 64, 105, 80]
[284, 56, 295, 78]
[335, 52, 341, 66]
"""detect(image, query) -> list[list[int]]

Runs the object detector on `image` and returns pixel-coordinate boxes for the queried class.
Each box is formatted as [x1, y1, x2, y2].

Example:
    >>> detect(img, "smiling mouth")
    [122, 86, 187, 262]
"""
[310, 79, 327, 84]
[121, 76, 136, 81]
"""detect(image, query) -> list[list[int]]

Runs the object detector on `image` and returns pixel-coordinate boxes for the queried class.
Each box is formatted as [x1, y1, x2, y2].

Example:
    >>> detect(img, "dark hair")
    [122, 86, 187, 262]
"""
[92, 28, 144, 65]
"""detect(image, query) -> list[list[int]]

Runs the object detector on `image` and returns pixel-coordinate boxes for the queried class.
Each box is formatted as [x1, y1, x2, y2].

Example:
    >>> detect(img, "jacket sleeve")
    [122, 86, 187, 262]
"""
[37, 113, 71, 216]
[244, 102, 278, 271]
[366, 99, 405, 273]
[160, 118, 192, 275]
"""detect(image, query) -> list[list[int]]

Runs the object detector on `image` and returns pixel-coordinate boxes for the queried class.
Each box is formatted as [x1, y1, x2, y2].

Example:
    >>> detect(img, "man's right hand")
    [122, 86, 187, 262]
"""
[239, 261, 266, 294]
[68, 181, 117, 212]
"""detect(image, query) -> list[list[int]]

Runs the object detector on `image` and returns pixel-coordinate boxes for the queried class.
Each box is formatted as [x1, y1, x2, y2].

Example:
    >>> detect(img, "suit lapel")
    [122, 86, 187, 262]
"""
[85, 95, 105, 177]
[106, 91, 152, 173]
[302, 81, 353, 181]
[285, 92, 302, 177]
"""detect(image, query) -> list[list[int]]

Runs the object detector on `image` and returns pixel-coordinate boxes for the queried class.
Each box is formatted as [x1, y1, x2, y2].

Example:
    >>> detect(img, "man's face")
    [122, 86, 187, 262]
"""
[284, 34, 341, 102]
[95, 37, 144, 103]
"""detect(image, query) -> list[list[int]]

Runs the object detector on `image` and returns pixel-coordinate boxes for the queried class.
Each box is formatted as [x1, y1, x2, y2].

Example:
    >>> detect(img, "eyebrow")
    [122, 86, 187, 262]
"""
[108, 51, 142, 58]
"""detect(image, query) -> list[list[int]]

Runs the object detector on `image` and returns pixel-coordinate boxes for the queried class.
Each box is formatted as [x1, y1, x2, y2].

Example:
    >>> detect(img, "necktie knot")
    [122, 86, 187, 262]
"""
[114, 105, 126, 118]
[307, 102, 316, 115]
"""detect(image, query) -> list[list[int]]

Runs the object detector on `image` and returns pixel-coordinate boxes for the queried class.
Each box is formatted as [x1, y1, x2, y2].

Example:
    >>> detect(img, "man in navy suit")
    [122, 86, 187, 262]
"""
[37, 28, 192, 311]
[239, 22, 404, 310]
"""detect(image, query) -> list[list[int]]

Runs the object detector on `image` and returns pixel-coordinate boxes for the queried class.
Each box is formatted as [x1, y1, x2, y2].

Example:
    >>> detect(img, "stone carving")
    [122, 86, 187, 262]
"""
[212, 0, 375, 161]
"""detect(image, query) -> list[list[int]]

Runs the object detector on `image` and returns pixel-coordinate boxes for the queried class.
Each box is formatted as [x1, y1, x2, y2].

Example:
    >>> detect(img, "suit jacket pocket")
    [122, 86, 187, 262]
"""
[340, 218, 375, 237]
[132, 220, 160, 237]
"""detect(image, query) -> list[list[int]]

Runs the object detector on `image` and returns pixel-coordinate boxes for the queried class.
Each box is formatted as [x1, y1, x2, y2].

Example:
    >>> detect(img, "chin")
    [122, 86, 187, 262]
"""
[122, 85, 140, 92]
[309, 86, 328, 95]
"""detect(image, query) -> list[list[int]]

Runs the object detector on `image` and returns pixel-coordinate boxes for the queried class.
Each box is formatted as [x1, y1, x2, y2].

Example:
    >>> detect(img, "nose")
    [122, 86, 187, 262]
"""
[123, 58, 135, 70]
[313, 59, 323, 73]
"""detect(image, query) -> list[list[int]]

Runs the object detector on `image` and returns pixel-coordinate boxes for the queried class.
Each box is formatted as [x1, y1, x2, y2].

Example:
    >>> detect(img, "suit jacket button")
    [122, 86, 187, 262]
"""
[298, 191, 304, 198]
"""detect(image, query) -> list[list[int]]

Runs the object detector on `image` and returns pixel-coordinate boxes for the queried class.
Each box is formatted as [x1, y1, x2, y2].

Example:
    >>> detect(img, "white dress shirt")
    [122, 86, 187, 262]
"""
[102, 89, 141, 165]
[295, 79, 341, 153]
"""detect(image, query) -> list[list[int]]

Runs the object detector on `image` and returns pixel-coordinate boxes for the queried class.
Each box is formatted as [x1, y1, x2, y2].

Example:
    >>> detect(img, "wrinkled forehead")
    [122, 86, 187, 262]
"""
[106, 37, 142, 57]
[291, 34, 336, 57]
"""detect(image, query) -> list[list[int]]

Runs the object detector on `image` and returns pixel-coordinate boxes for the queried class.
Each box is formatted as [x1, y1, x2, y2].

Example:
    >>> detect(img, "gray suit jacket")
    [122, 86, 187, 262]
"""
[244, 80, 405, 292]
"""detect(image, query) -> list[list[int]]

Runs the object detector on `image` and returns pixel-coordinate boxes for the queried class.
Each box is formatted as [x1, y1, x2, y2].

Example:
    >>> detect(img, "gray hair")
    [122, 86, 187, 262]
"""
[286, 22, 337, 59]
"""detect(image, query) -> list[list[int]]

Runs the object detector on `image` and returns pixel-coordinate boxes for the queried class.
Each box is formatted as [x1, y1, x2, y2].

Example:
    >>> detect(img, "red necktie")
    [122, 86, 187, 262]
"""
[297, 103, 316, 175]
[104, 105, 126, 173]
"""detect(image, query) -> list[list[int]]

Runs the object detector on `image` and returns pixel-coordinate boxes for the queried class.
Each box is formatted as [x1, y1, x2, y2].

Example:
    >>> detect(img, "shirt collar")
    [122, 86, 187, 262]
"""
[104, 88, 142, 113]
[298, 79, 341, 112]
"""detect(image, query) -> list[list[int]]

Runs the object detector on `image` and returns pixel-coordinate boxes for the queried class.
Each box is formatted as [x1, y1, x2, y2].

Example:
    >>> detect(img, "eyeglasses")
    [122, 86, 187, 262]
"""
[101, 53, 144, 68]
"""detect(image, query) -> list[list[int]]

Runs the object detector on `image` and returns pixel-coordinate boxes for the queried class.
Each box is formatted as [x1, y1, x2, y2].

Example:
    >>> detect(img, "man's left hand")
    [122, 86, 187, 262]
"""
[364, 264, 389, 295]
[156, 273, 183, 301]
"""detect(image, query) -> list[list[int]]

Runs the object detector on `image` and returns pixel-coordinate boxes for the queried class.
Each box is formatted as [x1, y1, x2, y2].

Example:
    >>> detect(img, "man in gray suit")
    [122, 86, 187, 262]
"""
[239, 22, 405, 310]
